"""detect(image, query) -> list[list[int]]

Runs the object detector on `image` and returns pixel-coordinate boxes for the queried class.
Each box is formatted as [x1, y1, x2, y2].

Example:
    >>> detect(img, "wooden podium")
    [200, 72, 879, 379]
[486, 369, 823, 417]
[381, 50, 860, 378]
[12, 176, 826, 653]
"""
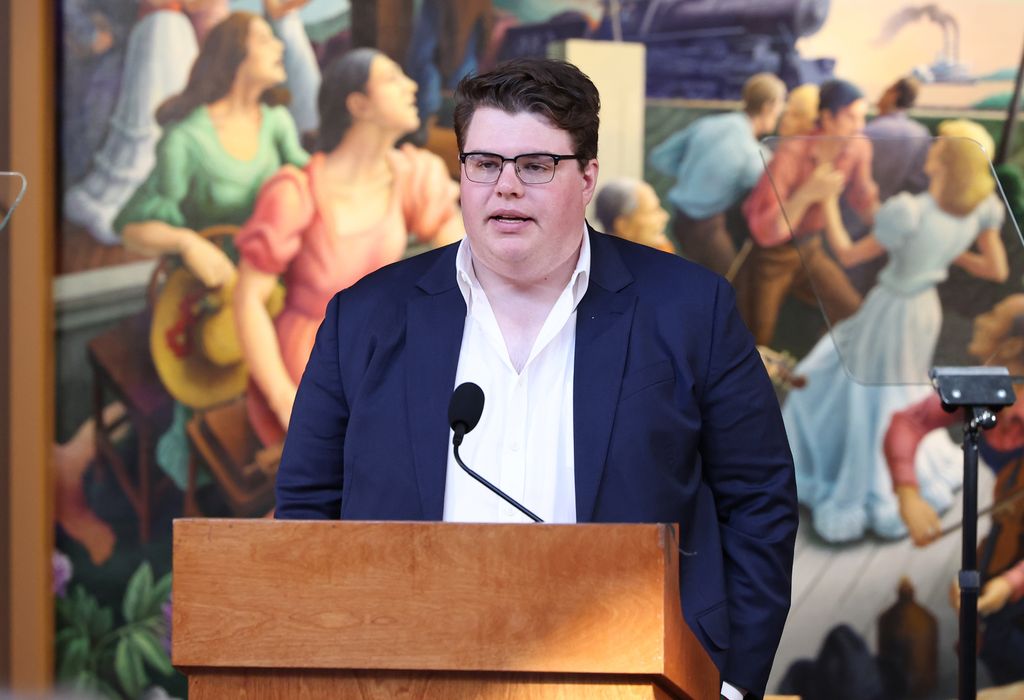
[173, 519, 719, 699]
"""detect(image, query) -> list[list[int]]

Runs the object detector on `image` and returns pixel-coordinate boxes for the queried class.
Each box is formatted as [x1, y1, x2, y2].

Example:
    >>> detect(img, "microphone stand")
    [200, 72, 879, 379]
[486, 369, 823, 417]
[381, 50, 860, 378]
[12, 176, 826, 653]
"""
[929, 367, 1015, 700]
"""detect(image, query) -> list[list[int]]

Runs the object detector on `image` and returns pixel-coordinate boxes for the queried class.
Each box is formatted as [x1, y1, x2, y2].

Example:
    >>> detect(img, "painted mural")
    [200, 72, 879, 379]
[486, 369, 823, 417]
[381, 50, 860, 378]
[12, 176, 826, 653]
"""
[54, 1, 1024, 697]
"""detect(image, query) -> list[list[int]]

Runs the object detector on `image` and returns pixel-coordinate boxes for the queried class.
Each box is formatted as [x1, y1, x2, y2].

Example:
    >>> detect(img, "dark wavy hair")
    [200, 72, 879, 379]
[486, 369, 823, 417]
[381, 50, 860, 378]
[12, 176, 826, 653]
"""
[817, 78, 864, 117]
[891, 77, 920, 110]
[314, 48, 380, 153]
[453, 58, 600, 164]
[155, 12, 289, 127]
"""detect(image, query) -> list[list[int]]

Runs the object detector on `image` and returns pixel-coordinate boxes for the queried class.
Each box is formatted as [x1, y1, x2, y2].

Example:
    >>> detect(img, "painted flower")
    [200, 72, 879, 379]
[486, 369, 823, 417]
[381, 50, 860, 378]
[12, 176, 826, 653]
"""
[52, 550, 73, 597]
[161, 596, 172, 655]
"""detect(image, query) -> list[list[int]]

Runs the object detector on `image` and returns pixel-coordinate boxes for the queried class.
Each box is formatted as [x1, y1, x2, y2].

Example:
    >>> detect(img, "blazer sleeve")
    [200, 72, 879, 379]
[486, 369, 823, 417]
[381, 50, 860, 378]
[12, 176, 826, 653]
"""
[698, 276, 799, 694]
[275, 293, 348, 519]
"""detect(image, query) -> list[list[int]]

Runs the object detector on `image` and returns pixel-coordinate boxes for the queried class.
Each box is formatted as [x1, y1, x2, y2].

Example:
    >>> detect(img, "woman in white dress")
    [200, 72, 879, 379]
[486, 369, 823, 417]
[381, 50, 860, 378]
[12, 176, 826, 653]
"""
[783, 119, 1009, 543]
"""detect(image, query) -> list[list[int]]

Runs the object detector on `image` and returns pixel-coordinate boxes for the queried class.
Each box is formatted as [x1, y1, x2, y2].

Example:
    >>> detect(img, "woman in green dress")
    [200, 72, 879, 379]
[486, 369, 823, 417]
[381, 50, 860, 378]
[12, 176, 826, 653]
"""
[114, 10, 309, 288]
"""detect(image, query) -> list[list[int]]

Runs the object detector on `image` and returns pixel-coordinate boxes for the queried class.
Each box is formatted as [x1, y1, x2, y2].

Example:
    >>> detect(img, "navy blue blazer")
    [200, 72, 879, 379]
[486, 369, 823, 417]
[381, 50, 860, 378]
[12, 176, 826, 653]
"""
[276, 229, 798, 695]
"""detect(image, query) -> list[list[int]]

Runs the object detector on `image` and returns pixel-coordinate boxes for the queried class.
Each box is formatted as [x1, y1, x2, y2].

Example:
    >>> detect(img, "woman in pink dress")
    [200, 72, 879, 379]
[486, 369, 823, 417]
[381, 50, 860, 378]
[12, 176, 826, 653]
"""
[234, 48, 463, 446]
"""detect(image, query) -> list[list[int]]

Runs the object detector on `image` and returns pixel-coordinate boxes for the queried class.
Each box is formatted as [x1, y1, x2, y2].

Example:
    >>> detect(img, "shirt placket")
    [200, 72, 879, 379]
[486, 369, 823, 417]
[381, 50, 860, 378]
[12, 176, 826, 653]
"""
[499, 372, 529, 522]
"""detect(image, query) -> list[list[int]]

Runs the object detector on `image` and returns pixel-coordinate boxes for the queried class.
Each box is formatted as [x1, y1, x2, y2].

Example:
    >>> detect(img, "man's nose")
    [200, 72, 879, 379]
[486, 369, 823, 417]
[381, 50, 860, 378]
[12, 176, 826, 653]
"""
[494, 160, 523, 195]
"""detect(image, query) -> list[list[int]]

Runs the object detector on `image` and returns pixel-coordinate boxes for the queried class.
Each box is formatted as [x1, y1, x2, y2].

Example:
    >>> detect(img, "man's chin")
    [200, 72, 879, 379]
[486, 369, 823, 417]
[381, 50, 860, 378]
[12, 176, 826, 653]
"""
[468, 236, 535, 267]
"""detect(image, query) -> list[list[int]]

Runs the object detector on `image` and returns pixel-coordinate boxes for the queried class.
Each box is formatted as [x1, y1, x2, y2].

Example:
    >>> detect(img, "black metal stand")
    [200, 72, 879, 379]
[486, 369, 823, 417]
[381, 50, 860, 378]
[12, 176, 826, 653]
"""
[930, 367, 1015, 700]
[958, 407, 995, 700]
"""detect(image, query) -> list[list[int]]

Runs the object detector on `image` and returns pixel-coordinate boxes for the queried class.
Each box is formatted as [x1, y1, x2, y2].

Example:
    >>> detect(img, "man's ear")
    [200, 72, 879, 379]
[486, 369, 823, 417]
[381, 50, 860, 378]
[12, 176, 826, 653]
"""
[581, 158, 600, 206]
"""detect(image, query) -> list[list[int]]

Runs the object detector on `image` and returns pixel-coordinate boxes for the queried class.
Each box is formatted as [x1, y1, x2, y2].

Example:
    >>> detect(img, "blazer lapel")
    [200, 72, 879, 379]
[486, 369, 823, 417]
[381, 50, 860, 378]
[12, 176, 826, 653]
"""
[574, 230, 636, 521]
[406, 247, 466, 520]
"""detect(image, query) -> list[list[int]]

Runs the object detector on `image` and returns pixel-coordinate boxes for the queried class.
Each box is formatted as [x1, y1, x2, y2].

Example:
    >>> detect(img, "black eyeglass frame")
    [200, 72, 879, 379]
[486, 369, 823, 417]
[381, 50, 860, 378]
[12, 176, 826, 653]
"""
[458, 151, 584, 184]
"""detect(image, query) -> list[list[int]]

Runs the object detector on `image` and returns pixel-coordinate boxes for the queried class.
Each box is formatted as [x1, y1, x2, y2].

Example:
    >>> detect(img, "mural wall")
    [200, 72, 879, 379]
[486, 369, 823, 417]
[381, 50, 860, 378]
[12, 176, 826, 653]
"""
[53, 1, 1024, 697]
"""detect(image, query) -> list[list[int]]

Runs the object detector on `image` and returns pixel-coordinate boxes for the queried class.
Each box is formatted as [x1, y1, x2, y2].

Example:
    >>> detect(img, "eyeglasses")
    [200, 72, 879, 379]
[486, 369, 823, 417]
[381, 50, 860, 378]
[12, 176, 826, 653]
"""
[459, 151, 582, 185]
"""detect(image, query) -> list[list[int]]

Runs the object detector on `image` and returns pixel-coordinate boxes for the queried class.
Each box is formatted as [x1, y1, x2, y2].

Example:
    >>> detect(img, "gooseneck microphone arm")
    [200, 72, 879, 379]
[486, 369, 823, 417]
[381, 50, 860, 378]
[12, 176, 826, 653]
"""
[451, 439, 543, 523]
[448, 382, 544, 523]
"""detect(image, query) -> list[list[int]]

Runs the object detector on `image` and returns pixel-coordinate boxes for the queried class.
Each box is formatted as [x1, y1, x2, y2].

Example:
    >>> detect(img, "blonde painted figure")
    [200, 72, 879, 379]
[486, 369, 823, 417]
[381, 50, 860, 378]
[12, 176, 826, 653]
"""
[783, 119, 1009, 543]
[776, 83, 819, 138]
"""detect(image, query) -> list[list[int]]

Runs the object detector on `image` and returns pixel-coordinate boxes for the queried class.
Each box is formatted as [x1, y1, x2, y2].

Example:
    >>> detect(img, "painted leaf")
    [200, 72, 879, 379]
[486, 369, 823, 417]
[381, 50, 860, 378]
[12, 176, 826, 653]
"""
[57, 635, 89, 681]
[114, 637, 142, 699]
[132, 628, 174, 677]
[129, 637, 149, 694]
[148, 573, 172, 615]
[90, 607, 114, 639]
[122, 562, 154, 624]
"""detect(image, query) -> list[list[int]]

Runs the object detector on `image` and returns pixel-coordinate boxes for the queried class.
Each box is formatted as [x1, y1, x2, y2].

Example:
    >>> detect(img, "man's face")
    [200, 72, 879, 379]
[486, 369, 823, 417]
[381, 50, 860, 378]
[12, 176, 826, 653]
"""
[877, 86, 899, 115]
[761, 98, 785, 134]
[617, 182, 669, 246]
[821, 98, 868, 138]
[459, 107, 598, 281]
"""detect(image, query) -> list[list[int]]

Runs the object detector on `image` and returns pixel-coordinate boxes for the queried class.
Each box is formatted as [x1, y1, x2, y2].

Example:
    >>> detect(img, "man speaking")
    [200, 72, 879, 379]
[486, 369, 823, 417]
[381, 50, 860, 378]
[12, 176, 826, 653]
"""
[274, 58, 797, 699]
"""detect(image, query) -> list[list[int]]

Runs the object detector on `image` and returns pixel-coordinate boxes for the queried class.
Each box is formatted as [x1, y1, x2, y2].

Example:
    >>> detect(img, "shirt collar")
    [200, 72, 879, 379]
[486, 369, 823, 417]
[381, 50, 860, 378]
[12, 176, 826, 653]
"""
[455, 224, 592, 314]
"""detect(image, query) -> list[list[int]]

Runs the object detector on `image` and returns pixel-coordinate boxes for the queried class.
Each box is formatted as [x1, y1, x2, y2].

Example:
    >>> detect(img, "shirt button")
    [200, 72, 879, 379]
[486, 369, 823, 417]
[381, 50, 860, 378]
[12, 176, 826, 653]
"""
[510, 441, 520, 452]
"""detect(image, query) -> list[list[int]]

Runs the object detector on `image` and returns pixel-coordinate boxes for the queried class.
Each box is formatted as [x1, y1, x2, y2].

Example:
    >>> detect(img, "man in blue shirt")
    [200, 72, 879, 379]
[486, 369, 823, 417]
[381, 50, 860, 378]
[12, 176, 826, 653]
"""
[649, 73, 786, 275]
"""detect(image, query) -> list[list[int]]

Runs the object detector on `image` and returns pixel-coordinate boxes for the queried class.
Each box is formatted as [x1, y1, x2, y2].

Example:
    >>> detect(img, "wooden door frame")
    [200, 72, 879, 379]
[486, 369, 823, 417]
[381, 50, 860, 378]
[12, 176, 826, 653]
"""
[4, 0, 55, 690]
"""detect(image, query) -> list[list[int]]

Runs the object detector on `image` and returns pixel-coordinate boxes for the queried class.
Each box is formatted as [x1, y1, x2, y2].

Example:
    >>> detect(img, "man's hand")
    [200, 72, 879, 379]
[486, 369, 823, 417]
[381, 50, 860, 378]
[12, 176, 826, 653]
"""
[180, 231, 237, 288]
[978, 576, 1014, 615]
[950, 575, 1013, 615]
[896, 486, 941, 546]
[797, 163, 844, 203]
[89, 12, 113, 54]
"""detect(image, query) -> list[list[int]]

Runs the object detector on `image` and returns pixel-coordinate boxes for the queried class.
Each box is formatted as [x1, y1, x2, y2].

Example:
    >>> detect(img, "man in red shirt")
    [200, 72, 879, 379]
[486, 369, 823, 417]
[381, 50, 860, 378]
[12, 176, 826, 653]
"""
[884, 295, 1024, 685]
[735, 79, 879, 345]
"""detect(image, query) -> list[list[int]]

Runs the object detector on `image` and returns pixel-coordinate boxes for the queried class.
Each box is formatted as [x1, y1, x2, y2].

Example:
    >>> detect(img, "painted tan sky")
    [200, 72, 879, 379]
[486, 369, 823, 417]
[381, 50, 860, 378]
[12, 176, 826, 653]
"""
[797, 0, 1024, 109]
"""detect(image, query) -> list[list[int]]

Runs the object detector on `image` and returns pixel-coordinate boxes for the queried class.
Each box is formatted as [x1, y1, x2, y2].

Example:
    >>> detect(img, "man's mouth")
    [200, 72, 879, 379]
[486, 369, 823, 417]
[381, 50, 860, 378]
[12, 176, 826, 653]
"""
[491, 214, 531, 223]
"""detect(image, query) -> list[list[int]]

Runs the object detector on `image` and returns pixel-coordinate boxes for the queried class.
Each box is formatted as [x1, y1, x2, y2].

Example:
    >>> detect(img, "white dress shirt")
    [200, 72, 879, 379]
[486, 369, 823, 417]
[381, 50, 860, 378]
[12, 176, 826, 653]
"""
[442, 232, 590, 523]
[441, 230, 746, 700]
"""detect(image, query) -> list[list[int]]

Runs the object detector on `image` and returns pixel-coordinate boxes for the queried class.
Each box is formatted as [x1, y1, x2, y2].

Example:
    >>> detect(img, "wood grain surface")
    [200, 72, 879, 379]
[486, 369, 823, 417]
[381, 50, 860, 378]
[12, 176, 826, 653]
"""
[187, 669, 678, 699]
[173, 519, 718, 699]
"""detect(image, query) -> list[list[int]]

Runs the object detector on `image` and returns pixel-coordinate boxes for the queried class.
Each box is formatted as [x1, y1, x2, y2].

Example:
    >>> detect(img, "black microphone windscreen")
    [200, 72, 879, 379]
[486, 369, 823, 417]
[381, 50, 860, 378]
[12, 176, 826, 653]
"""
[448, 382, 485, 433]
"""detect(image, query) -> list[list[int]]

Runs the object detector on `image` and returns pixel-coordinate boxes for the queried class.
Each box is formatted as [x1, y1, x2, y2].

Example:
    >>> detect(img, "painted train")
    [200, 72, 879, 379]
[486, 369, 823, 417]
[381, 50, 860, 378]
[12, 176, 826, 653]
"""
[498, 0, 836, 99]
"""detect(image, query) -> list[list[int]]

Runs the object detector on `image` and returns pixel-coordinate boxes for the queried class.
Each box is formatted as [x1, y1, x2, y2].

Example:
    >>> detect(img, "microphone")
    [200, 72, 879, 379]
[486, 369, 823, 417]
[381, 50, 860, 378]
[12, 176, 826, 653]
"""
[447, 382, 543, 523]
[448, 381, 484, 447]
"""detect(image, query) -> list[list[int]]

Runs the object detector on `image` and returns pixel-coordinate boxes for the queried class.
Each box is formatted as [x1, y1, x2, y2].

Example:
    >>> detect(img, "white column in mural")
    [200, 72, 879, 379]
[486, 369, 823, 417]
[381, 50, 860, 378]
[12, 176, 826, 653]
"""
[548, 38, 646, 223]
